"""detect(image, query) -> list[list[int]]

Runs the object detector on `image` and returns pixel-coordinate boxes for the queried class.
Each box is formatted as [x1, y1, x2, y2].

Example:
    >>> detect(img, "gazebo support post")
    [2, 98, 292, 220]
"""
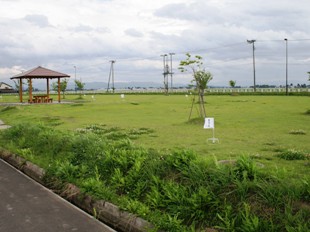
[19, 78, 23, 103]
[58, 77, 61, 103]
[29, 78, 33, 103]
[47, 78, 50, 100]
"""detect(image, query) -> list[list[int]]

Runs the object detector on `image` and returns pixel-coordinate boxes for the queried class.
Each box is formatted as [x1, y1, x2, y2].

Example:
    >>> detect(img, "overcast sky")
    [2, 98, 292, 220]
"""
[1, 0, 310, 88]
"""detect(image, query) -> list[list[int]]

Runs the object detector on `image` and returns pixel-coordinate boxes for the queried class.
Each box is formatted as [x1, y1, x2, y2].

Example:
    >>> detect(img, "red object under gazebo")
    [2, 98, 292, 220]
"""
[11, 66, 70, 103]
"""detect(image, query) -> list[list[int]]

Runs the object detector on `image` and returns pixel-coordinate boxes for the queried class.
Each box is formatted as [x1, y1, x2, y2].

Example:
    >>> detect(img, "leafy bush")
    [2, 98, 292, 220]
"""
[277, 149, 308, 160]
[289, 129, 306, 135]
[233, 155, 258, 181]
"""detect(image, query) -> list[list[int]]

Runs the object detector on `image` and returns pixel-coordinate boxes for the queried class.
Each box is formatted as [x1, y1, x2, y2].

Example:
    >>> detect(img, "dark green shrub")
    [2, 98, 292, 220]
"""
[70, 133, 107, 166]
[289, 129, 306, 135]
[299, 180, 310, 202]
[277, 149, 307, 160]
[233, 155, 258, 181]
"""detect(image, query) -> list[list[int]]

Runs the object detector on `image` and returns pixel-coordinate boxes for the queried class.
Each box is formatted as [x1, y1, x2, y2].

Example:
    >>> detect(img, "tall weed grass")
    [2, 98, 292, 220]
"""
[0, 123, 309, 231]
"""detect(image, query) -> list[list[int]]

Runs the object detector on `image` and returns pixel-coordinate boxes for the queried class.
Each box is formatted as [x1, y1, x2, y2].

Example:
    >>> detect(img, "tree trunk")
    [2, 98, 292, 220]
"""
[198, 89, 206, 118]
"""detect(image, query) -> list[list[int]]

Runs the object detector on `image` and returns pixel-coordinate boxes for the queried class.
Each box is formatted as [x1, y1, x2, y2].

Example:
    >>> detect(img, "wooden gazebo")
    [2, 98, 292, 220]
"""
[11, 66, 70, 103]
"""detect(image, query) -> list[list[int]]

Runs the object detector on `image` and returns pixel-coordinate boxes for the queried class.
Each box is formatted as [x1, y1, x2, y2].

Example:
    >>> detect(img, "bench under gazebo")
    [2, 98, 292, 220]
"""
[11, 66, 70, 103]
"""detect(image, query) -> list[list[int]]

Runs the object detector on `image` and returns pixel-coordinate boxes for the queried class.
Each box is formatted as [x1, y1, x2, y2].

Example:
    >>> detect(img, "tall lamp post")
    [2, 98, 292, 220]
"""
[247, 40, 256, 92]
[284, 38, 288, 96]
[74, 65, 77, 92]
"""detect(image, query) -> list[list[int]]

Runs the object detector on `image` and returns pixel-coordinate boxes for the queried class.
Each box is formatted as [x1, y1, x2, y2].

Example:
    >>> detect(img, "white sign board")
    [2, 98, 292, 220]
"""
[204, 117, 214, 129]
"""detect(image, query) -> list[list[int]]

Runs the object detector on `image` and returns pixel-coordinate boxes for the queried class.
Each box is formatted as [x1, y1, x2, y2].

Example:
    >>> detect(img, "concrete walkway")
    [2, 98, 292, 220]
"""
[0, 159, 116, 232]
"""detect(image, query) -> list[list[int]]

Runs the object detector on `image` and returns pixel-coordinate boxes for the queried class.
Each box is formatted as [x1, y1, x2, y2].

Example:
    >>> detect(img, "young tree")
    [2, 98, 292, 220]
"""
[229, 80, 236, 88]
[52, 79, 68, 99]
[13, 80, 21, 91]
[179, 53, 213, 118]
[74, 79, 85, 98]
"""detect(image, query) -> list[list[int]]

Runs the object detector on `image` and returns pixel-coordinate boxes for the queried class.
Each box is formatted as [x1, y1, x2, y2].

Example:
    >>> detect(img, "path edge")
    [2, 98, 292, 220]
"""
[0, 148, 155, 232]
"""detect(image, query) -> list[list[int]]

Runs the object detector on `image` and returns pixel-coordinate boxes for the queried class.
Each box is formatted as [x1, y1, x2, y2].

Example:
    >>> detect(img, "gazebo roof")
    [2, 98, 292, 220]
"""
[11, 66, 70, 79]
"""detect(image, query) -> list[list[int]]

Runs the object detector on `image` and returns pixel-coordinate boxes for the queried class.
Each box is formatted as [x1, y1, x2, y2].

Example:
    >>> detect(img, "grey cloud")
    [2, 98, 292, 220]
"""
[154, 1, 309, 34]
[97, 27, 110, 33]
[125, 28, 144, 38]
[0, 22, 35, 67]
[71, 24, 110, 33]
[24, 14, 50, 27]
[74, 24, 93, 32]
[154, 2, 222, 23]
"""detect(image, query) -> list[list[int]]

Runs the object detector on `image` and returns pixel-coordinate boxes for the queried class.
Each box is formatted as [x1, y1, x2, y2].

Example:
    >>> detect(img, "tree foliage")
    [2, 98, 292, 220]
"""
[13, 80, 19, 90]
[179, 53, 213, 118]
[74, 79, 85, 98]
[74, 79, 85, 91]
[229, 80, 236, 88]
[52, 79, 68, 99]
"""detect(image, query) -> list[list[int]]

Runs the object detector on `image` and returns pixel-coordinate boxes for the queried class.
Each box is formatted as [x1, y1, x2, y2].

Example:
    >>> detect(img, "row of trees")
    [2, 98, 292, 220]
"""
[13, 79, 85, 99]
[51, 79, 85, 99]
[179, 55, 310, 120]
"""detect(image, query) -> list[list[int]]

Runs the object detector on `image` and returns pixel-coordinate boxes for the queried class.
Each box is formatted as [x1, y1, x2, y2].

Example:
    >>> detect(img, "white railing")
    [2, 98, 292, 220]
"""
[5, 88, 309, 95]
[206, 88, 310, 93]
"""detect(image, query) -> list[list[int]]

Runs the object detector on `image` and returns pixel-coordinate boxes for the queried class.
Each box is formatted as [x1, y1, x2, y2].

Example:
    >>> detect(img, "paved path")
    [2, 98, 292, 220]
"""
[0, 159, 116, 232]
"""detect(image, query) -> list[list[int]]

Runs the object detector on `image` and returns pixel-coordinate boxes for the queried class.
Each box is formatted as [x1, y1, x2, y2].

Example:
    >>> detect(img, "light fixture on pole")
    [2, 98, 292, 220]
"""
[284, 38, 288, 96]
[169, 53, 175, 91]
[247, 40, 256, 92]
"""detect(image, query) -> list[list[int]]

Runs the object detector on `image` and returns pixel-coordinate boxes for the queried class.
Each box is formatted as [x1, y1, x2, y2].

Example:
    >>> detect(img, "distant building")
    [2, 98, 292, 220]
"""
[0, 82, 16, 93]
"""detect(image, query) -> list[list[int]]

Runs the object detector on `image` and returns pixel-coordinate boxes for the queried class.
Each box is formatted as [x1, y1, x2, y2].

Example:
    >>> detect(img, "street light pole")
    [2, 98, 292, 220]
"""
[247, 40, 256, 92]
[74, 65, 77, 92]
[284, 38, 288, 96]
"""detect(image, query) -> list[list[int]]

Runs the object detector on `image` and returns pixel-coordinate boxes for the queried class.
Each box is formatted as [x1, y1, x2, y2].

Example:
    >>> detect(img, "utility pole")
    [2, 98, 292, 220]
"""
[284, 38, 288, 96]
[160, 54, 168, 94]
[169, 53, 175, 91]
[247, 40, 256, 92]
[107, 60, 116, 93]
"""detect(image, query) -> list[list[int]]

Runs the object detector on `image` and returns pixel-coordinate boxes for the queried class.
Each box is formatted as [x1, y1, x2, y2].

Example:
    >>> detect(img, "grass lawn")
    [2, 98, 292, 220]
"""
[1, 94, 310, 176]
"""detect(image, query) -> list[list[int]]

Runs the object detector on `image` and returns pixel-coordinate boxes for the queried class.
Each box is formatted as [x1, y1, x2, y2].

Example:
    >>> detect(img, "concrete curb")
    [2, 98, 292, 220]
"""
[0, 149, 155, 232]
[0, 150, 45, 184]
[61, 184, 154, 232]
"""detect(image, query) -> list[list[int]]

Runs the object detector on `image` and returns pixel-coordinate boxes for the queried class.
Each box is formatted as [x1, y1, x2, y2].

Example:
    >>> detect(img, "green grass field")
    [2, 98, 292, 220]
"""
[1, 94, 309, 177]
[0, 93, 309, 231]
[1, 95, 309, 147]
